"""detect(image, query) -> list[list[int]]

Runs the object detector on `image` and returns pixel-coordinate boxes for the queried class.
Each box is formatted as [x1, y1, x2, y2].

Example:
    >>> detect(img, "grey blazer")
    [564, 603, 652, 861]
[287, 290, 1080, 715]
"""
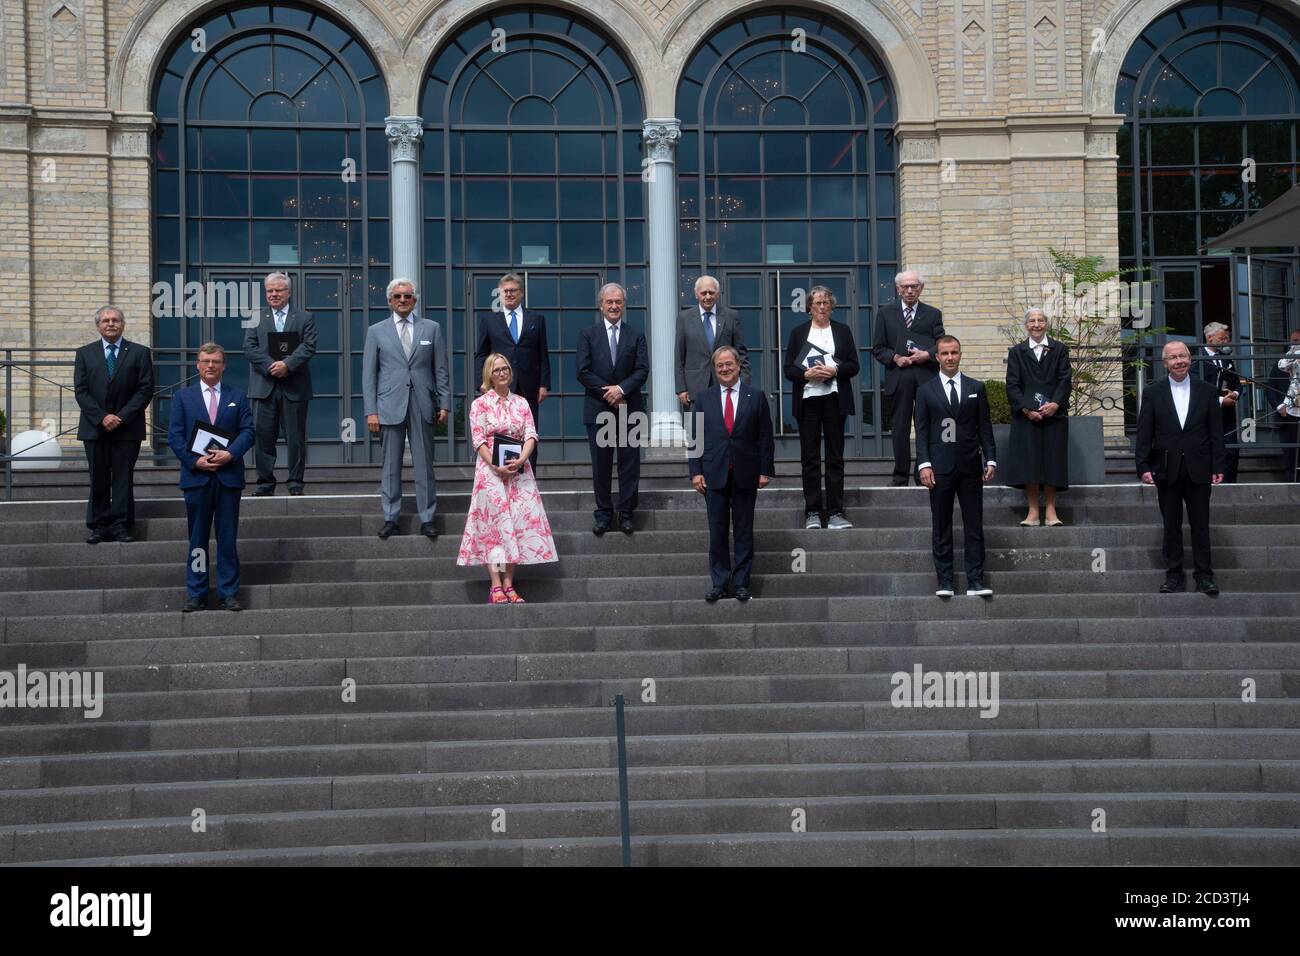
[243, 307, 316, 401]
[362, 314, 451, 426]
[675, 304, 750, 399]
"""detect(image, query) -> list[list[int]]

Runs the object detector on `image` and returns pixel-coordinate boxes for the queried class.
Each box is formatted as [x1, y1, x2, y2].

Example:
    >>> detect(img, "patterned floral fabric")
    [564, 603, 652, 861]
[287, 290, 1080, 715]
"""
[456, 390, 558, 567]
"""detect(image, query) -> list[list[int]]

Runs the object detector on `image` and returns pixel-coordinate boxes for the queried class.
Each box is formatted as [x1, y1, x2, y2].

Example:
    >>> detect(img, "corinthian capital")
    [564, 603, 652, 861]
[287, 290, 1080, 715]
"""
[385, 116, 424, 163]
[642, 119, 681, 162]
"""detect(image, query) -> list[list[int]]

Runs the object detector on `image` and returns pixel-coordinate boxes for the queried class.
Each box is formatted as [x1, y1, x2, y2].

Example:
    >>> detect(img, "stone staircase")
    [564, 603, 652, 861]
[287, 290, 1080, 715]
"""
[1, 479, 1298, 866]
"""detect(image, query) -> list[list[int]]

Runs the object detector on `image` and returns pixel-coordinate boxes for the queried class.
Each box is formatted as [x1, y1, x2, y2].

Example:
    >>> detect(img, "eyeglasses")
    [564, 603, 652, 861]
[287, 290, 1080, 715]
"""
[390, 292, 415, 300]
[899, 284, 921, 290]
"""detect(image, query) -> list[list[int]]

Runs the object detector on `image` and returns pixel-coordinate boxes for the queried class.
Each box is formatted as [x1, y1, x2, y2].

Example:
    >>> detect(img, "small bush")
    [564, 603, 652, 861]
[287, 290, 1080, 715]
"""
[983, 379, 1011, 425]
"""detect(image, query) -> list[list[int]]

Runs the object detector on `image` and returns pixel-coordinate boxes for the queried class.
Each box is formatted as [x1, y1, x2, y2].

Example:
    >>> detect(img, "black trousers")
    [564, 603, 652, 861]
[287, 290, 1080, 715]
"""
[887, 374, 920, 480]
[798, 395, 845, 516]
[1156, 470, 1213, 579]
[586, 424, 640, 522]
[1280, 417, 1300, 482]
[84, 439, 140, 532]
[705, 473, 757, 590]
[929, 467, 986, 584]
[253, 387, 308, 491]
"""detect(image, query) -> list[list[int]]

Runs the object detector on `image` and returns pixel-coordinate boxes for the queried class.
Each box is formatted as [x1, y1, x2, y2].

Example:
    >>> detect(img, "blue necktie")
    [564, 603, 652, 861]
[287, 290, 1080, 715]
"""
[509, 310, 519, 343]
[106, 343, 118, 380]
[703, 311, 715, 350]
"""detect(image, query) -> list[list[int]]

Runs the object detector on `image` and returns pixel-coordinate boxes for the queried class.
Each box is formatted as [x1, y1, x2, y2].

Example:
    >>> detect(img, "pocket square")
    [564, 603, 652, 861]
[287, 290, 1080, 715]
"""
[419, 339, 432, 345]
[968, 394, 977, 399]
[228, 401, 237, 406]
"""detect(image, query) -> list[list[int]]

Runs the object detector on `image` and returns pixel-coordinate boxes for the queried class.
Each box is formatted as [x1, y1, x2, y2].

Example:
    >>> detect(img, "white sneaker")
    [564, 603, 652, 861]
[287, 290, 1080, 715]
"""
[966, 582, 993, 596]
[805, 513, 822, 529]
[935, 587, 955, 598]
[827, 513, 853, 530]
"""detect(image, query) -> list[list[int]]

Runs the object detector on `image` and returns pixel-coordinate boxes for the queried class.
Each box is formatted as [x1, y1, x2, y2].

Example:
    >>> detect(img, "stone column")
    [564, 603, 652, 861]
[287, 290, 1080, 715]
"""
[642, 118, 684, 451]
[385, 116, 423, 286]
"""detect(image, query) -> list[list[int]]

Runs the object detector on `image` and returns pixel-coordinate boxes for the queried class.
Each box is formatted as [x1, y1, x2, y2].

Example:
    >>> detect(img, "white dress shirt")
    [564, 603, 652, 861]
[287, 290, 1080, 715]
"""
[101, 337, 122, 361]
[1027, 336, 1047, 361]
[918, 371, 995, 470]
[1169, 373, 1191, 428]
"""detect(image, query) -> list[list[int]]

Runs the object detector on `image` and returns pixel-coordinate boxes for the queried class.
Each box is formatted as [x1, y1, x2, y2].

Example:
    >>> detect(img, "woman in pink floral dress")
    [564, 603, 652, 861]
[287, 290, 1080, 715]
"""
[457, 353, 558, 603]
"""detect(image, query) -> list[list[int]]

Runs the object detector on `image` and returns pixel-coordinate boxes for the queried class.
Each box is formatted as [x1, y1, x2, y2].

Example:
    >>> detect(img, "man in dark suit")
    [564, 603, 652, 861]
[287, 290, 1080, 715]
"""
[690, 346, 774, 602]
[243, 271, 315, 496]
[576, 282, 648, 535]
[74, 305, 153, 544]
[1137, 340, 1226, 595]
[915, 335, 997, 598]
[872, 269, 945, 484]
[1194, 322, 1241, 484]
[676, 274, 749, 408]
[473, 272, 549, 468]
[167, 343, 256, 612]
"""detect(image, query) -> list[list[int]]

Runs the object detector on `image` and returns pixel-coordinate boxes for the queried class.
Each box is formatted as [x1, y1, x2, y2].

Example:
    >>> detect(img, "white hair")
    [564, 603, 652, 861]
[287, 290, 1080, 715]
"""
[1024, 307, 1047, 323]
[895, 269, 925, 287]
[1203, 322, 1228, 338]
[264, 271, 291, 290]
[386, 277, 417, 298]
[694, 275, 719, 293]
[94, 304, 124, 323]
[597, 282, 626, 305]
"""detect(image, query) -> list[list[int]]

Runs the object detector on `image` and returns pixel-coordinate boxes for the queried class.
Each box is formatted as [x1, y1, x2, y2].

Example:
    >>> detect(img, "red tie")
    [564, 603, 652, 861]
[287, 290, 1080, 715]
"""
[724, 387, 734, 434]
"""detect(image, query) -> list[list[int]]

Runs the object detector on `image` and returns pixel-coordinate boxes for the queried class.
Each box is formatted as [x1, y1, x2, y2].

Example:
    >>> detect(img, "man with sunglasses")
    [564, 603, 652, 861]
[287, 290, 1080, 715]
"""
[363, 279, 451, 541]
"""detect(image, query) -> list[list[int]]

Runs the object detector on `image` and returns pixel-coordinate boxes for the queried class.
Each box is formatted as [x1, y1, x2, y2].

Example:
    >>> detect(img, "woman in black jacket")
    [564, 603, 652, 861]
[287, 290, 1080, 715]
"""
[783, 286, 860, 529]
[1003, 307, 1071, 526]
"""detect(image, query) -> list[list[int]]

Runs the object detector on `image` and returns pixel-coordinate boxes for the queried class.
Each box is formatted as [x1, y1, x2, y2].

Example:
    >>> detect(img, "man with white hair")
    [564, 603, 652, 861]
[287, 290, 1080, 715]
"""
[1195, 322, 1241, 483]
[243, 271, 316, 496]
[363, 278, 451, 541]
[872, 269, 945, 485]
[675, 275, 749, 408]
[1136, 340, 1225, 595]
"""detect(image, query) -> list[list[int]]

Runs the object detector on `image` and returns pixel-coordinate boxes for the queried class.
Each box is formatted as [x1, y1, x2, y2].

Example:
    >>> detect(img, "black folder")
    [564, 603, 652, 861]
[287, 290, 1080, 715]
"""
[267, 331, 300, 358]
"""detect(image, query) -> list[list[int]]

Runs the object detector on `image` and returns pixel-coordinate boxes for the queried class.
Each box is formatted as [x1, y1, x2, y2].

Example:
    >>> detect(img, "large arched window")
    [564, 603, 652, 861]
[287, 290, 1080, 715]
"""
[151, 1, 389, 461]
[421, 7, 645, 460]
[676, 10, 897, 456]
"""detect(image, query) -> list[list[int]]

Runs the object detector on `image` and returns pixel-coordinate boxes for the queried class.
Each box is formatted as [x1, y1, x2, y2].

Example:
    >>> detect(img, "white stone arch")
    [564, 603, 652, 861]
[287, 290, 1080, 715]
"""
[661, 0, 936, 125]
[1086, 0, 1300, 115]
[109, 0, 403, 116]
[407, 0, 661, 117]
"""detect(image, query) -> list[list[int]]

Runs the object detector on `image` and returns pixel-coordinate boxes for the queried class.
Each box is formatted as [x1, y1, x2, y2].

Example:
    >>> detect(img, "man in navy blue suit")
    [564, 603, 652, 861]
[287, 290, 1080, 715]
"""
[167, 343, 255, 612]
[576, 282, 649, 535]
[915, 335, 997, 599]
[689, 346, 775, 602]
[474, 273, 550, 468]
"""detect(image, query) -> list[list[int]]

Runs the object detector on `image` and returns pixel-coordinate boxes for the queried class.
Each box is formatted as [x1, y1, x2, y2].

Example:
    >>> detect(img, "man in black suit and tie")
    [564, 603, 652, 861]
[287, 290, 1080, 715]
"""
[73, 305, 154, 544]
[1194, 322, 1241, 484]
[243, 272, 315, 496]
[1137, 340, 1226, 595]
[473, 272, 550, 468]
[872, 269, 944, 484]
[576, 282, 648, 535]
[915, 335, 997, 597]
[690, 346, 774, 602]
[676, 274, 749, 408]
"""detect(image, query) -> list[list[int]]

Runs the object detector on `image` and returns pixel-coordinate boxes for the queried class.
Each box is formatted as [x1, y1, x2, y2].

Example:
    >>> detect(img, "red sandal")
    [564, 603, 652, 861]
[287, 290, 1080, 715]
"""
[488, 586, 509, 604]
[504, 586, 526, 604]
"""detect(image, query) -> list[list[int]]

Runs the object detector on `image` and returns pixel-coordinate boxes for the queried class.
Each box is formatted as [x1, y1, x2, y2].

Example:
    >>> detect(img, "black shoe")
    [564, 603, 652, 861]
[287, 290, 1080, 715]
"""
[115, 531, 135, 543]
[288, 487, 304, 496]
[1159, 576, 1186, 594]
[705, 587, 726, 602]
[219, 596, 242, 612]
[420, 521, 438, 540]
[378, 521, 400, 540]
[619, 516, 635, 535]
[965, 579, 993, 597]
[936, 582, 955, 598]
[889, 477, 908, 487]
[86, 529, 105, 545]
[734, 587, 752, 602]
[593, 521, 611, 536]
[1195, 578, 1220, 596]
[182, 597, 204, 613]
[252, 486, 275, 497]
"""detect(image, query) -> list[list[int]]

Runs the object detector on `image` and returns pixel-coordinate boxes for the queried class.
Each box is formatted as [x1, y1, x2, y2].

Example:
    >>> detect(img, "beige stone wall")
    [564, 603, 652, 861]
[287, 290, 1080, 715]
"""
[0, 0, 1159, 452]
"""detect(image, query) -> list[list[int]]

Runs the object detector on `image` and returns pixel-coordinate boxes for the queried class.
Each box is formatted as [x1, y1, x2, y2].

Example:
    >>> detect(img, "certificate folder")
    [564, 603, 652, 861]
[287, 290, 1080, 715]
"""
[189, 420, 236, 457]
[267, 331, 300, 358]
[493, 435, 523, 468]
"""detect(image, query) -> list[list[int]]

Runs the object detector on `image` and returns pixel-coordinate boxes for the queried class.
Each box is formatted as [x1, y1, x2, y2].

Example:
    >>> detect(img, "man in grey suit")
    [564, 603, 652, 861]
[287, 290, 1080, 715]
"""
[243, 271, 316, 496]
[676, 275, 750, 407]
[363, 278, 451, 541]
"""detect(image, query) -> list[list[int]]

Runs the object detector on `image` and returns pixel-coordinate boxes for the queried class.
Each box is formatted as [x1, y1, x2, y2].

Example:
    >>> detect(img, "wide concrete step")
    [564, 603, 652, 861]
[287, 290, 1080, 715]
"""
[7, 792, 1300, 863]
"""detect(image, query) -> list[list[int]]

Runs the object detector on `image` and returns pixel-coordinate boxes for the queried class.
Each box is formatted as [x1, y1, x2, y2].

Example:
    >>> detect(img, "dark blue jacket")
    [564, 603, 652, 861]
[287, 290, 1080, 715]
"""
[689, 382, 775, 490]
[167, 382, 255, 490]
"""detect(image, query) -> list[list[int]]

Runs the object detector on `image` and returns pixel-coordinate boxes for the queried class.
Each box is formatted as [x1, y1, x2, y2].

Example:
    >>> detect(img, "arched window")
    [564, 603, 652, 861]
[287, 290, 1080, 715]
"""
[676, 10, 897, 456]
[421, 7, 645, 459]
[151, 1, 389, 461]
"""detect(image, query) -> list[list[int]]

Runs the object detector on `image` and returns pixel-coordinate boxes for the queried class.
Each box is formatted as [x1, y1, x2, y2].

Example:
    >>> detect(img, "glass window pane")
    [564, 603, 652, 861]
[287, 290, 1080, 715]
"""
[300, 130, 347, 171]
[465, 178, 509, 218]
[516, 222, 556, 264]
[765, 176, 806, 217]
[202, 220, 249, 263]
[716, 177, 761, 218]
[875, 219, 898, 261]
[874, 175, 896, 217]
[467, 221, 509, 262]
[1147, 124, 1194, 165]
[811, 132, 856, 172]
[1151, 214, 1196, 256]
[811, 176, 853, 217]
[299, 176, 346, 217]
[765, 221, 807, 262]
[463, 75, 513, 124]
[513, 132, 555, 174]
[464, 131, 508, 172]
[155, 216, 179, 261]
[813, 220, 854, 262]
[764, 132, 807, 172]
[716, 133, 760, 172]
[201, 130, 247, 170]
[1198, 124, 1240, 164]
[1247, 121, 1293, 163]
[301, 220, 347, 263]
[559, 179, 601, 219]
[1199, 169, 1243, 209]
[561, 222, 603, 263]
[251, 129, 295, 170]
[718, 221, 760, 262]
[254, 220, 299, 264]
[559, 133, 602, 173]
[1150, 168, 1194, 210]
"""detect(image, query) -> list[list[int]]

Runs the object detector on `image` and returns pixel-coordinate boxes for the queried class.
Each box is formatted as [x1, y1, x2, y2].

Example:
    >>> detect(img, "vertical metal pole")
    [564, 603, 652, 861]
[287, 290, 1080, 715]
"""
[775, 270, 783, 436]
[4, 349, 11, 501]
[614, 693, 632, 867]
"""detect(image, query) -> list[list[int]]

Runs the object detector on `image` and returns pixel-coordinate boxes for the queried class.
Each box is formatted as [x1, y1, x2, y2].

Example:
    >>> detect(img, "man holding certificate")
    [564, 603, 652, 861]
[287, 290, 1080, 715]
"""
[167, 343, 256, 612]
[243, 271, 316, 496]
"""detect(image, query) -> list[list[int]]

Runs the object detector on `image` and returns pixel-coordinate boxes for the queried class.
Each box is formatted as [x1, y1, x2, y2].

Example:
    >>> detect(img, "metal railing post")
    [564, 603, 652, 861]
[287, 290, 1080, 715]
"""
[613, 693, 632, 867]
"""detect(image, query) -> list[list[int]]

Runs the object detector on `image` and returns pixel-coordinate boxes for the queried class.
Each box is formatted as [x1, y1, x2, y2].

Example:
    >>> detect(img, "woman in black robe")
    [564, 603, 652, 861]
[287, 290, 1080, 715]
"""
[1004, 308, 1071, 526]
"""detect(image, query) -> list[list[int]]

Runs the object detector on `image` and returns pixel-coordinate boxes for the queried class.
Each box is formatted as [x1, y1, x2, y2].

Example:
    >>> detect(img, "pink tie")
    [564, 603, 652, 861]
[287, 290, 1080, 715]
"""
[207, 387, 218, 423]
